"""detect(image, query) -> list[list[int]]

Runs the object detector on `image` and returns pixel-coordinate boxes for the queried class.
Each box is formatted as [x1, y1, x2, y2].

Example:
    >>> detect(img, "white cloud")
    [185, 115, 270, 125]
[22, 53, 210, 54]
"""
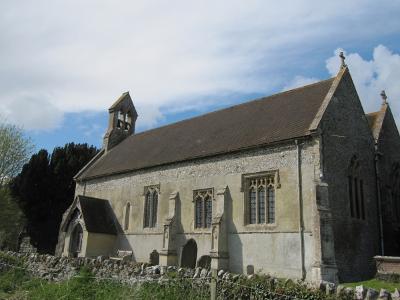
[0, 93, 63, 130]
[325, 46, 400, 123]
[0, 1, 399, 130]
[282, 76, 319, 91]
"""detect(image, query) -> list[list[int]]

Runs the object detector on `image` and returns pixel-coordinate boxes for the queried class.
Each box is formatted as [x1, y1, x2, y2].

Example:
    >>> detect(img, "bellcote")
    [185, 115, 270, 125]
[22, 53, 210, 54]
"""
[103, 92, 138, 152]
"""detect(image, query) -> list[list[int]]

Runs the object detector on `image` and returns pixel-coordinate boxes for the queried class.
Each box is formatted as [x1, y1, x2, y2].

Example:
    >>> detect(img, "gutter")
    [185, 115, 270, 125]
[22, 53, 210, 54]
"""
[295, 139, 306, 280]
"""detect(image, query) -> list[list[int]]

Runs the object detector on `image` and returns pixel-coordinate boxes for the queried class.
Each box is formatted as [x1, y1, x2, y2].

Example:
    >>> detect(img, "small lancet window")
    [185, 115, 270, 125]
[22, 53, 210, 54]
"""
[245, 174, 276, 225]
[194, 189, 213, 229]
[348, 156, 365, 220]
[124, 202, 131, 231]
[144, 186, 159, 228]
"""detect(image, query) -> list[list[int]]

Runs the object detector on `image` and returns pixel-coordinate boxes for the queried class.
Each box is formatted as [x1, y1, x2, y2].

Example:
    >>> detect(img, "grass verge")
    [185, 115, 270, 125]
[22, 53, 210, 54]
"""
[343, 278, 400, 292]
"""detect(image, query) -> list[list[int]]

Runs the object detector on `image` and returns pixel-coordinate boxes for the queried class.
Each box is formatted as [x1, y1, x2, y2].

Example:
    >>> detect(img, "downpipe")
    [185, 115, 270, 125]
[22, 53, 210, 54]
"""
[295, 139, 306, 280]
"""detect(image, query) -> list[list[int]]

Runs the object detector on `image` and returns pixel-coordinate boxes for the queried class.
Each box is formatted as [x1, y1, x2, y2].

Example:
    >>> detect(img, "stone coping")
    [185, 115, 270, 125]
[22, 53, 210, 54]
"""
[374, 256, 400, 262]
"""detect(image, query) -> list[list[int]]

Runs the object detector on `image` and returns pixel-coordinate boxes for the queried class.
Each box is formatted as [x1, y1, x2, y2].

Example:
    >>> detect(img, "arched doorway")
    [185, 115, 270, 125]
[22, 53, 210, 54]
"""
[69, 224, 83, 258]
[181, 239, 197, 268]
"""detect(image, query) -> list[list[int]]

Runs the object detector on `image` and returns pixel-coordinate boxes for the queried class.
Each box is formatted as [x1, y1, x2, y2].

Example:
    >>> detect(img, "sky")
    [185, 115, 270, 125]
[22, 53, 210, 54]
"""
[1, 1, 400, 152]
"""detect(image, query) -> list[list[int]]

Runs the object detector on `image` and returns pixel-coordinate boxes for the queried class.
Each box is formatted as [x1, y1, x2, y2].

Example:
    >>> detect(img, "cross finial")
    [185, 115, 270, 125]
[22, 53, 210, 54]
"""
[380, 90, 388, 104]
[339, 51, 347, 69]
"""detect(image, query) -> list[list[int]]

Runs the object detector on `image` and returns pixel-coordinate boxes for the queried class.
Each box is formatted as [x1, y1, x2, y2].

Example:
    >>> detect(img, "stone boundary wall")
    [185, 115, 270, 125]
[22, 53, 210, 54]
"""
[1, 251, 400, 300]
[375, 256, 400, 275]
[0, 251, 212, 283]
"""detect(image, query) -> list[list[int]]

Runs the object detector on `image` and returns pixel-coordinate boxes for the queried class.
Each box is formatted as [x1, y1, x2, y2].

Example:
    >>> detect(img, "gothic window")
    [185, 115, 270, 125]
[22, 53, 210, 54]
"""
[151, 192, 158, 227]
[194, 189, 213, 229]
[245, 173, 276, 225]
[267, 187, 275, 223]
[348, 156, 365, 220]
[144, 186, 159, 228]
[124, 202, 131, 231]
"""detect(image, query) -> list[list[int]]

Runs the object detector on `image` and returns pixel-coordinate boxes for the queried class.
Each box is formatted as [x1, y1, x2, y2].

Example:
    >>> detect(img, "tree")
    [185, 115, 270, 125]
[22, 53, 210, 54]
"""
[0, 120, 32, 250]
[10, 143, 98, 253]
[0, 121, 33, 186]
[0, 187, 25, 250]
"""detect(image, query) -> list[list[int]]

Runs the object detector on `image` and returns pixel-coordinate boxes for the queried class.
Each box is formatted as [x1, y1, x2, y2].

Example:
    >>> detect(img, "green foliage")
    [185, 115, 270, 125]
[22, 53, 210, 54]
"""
[134, 278, 209, 299]
[0, 121, 34, 187]
[0, 187, 25, 251]
[10, 143, 98, 254]
[376, 272, 400, 283]
[0, 268, 30, 295]
[0, 252, 24, 267]
[217, 275, 336, 300]
[343, 278, 400, 292]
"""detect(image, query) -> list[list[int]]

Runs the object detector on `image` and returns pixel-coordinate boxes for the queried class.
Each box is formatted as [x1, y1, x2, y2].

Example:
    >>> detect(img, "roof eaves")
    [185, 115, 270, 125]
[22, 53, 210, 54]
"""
[74, 149, 105, 181]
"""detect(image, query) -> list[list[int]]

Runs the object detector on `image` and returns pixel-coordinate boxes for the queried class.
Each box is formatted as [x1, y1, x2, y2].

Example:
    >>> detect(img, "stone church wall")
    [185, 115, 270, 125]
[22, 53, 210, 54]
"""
[375, 107, 400, 255]
[76, 139, 321, 281]
[319, 70, 380, 282]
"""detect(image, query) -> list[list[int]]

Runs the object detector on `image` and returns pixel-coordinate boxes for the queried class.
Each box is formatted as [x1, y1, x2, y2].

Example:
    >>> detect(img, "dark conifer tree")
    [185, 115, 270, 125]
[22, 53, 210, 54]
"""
[10, 143, 98, 253]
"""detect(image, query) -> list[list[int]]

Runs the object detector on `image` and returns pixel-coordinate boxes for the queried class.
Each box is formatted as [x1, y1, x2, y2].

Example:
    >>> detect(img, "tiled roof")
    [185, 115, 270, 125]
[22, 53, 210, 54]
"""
[79, 78, 335, 179]
[79, 196, 117, 235]
[366, 104, 387, 142]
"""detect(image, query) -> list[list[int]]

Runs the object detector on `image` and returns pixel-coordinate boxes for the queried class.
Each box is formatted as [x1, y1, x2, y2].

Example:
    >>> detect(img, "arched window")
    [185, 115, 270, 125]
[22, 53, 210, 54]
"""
[348, 156, 365, 220]
[267, 186, 275, 223]
[144, 191, 151, 228]
[144, 186, 159, 228]
[205, 195, 212, 228]
[195, 196, 203, 228]
[258, 187, 266, 224]
[151, 192, 158, 227]
[245, 174, 276, 225]
[124, 203, 131, 231]
[194, 189, 213, 229]
[249, 188, 257, 224]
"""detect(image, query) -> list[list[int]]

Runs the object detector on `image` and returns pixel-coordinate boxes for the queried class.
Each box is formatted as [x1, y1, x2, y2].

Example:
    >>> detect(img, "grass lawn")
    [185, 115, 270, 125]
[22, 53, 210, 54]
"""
[343, 278, 400, 292]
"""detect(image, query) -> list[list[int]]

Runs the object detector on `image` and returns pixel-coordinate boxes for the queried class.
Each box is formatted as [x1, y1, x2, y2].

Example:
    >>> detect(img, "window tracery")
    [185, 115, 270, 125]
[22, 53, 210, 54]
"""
[245, 175, 275, 224]
[194, 189, 213, 229]
[348, 155, 365, 220]
[247, 175, 275, 224]
[144, 186, 159, 228]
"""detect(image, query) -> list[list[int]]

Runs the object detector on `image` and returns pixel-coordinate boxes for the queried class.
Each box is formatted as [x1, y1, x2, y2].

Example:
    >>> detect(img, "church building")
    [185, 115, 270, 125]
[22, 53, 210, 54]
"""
[56, 56, 400, 283]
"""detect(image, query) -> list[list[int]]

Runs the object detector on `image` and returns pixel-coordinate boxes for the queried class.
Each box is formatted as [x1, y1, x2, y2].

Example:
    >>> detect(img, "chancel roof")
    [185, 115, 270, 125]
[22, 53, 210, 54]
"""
[78, 78, 336, 180]
[366, 104, 388, 142]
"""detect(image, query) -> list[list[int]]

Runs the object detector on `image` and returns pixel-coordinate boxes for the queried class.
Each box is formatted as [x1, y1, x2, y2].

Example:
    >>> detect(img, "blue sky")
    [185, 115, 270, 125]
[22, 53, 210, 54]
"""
[1, 1, 400, 152]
